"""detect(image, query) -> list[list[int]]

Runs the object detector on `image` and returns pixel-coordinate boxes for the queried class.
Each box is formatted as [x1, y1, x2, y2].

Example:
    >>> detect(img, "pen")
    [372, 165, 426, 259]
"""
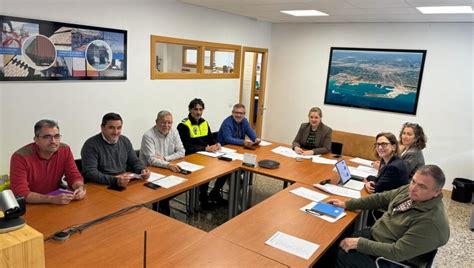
[305, 209, 322, 217]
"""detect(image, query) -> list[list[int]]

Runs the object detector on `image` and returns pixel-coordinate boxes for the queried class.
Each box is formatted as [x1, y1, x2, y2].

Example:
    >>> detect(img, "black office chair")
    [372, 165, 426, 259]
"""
[331, 142, 343, 155]
[375, 249, 438, 268]
[212, 131, 219, 142]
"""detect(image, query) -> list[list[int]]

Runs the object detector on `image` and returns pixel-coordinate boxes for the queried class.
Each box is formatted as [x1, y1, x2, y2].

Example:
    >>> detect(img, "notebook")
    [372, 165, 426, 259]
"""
[310, 202, 345, 218]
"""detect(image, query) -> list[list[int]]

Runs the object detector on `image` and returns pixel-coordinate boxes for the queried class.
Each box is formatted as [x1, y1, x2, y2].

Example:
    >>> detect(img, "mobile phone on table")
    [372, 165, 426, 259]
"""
[179, 169, 191, 175]
[144, 182, 161, 190]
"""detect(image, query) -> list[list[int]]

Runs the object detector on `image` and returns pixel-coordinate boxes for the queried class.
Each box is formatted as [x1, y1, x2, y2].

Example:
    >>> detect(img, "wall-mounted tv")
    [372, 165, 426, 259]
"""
[324, 47, 426, 115]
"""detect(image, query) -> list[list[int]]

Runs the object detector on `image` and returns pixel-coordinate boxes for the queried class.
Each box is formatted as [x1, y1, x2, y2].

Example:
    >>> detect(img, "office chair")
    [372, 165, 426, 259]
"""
[375, 249, 438, 268]
[331, 142, 343, 155]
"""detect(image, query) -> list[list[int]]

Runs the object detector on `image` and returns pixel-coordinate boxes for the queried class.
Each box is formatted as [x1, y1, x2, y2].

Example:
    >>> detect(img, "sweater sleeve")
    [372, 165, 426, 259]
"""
[81, 139, 118, 186]
[346, 187, 401, 211]
[357, 217, 445, 262]
[9, 153, 30, 197]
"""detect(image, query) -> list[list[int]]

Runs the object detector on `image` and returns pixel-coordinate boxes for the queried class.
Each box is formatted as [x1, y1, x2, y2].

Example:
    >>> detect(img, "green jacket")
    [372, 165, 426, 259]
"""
[346, 185, 449, 267]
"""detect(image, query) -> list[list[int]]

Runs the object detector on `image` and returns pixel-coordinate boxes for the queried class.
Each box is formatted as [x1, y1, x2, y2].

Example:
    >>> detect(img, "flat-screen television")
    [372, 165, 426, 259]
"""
[324, 47, 426, 115]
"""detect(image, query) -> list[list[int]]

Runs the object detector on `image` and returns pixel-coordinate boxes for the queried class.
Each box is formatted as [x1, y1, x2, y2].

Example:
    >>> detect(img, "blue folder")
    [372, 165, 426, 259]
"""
[310, 202, 345, 218]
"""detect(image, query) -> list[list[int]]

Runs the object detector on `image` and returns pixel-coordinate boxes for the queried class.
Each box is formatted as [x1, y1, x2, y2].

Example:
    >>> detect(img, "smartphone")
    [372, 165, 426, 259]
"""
[218, 156, 232, 161]
[144, 182, 161, 190]
[107, 184, 126, 191]
[179, 169, 191, 175]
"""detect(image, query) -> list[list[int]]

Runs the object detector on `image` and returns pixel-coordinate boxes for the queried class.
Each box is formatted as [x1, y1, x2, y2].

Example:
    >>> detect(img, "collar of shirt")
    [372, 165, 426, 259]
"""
[101, 133, 117, 145]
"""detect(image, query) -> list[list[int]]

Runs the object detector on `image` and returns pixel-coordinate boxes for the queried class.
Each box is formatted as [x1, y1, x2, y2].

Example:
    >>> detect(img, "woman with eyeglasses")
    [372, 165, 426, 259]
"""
[365, 132, 409, 194]
[399, 122, 426, 178]
[292, 107, 332, 155]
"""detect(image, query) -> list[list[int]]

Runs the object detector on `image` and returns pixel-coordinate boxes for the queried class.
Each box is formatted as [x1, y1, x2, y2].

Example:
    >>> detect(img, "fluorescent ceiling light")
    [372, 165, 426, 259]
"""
[280, 10, 329, 17]
[416, 6, 473, 14]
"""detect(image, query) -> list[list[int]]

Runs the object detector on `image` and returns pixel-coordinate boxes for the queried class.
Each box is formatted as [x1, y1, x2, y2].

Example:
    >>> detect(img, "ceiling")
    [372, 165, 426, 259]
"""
[179, 0, 474, 23]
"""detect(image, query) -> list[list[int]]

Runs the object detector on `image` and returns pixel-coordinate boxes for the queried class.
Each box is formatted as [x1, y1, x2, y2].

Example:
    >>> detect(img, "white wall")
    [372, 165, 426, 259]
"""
[0, 0, 272, 172]
[265, 23, 473, 190]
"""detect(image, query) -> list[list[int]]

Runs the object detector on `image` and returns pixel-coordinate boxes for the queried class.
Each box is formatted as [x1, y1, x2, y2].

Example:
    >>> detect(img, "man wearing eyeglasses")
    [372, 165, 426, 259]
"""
[81, 112, 150, 189]
[217, 103, 260, 147]
[10, 119, 86, 204]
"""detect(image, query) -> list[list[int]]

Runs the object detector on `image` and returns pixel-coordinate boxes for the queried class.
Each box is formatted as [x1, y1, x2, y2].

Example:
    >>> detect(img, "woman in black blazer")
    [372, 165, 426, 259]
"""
[366, 132, 409, 193]
[292, 107, 332, 155]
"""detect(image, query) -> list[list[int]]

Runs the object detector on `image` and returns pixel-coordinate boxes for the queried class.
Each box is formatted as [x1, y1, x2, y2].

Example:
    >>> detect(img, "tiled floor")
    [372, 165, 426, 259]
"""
[169, 175, 473, 267]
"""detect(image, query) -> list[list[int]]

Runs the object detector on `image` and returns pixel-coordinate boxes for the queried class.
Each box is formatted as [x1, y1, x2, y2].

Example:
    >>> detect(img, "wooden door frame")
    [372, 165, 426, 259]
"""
[239, 47, 268, 137]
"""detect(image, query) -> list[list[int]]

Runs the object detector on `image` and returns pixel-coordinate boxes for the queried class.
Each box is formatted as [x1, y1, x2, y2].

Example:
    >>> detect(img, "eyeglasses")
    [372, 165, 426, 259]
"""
[374, 142, 390, 149]
[38, 134, 62, 141]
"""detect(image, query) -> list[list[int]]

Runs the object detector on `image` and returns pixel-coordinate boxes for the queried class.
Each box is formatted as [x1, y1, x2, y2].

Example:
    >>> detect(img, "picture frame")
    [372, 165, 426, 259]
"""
[0, 15, 127, 81]
[324, 47, 426, 115]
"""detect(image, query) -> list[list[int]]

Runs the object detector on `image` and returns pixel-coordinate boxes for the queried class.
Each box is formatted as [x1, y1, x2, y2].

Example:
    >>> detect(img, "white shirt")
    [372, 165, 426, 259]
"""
[139, 126, 185, 168]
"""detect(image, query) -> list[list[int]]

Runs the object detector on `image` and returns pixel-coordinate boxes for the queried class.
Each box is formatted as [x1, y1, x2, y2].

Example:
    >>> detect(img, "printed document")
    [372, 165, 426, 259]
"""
[265, 231, 319, 260]
[259, 140, 272, 146]
[197, 151, 224, 158]
[312, 155, 337, 165]
[153, 175, 187, 189]
[314, 183, 361, 198]
[146, 172, 166, 182]
[271, 146, 312, 159]
[177, 161, 204, 172]
[290, 187, 328, 202]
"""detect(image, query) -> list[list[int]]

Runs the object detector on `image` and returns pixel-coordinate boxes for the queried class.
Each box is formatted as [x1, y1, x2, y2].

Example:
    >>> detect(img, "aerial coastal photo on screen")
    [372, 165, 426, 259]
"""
[324, 48, 426, 115]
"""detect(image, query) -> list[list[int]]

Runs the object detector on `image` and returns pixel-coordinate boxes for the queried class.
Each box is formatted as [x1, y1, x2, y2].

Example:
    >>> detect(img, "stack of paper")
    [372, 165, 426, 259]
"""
[258, 140, 272, 146]
[146, 172, 166, 182]
[197, 151, 224, 158]
[152, 175, 187, 189]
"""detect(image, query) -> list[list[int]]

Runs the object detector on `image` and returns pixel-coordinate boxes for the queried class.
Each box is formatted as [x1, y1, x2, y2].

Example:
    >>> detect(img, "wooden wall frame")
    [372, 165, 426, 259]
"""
[150, 35, 241, 79]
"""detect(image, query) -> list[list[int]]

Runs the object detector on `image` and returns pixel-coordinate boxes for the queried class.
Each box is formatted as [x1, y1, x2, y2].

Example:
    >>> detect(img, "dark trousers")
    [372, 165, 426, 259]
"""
[335, 228, 400, 268]
[199, 175, 228, 201]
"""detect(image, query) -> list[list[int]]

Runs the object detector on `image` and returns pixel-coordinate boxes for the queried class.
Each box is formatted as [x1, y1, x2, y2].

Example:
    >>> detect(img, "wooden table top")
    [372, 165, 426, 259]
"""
[24, 185, 135, 238]
[211, 182, 359, 267]
[45, 207, 207, 267]
[156, 234, 288, 267]
[98, 153, 241, 205]
[226, 142, 350, 185]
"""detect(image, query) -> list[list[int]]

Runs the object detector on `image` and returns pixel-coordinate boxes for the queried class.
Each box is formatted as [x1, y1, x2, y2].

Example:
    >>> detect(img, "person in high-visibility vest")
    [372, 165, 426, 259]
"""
[177, 98, 228, 209]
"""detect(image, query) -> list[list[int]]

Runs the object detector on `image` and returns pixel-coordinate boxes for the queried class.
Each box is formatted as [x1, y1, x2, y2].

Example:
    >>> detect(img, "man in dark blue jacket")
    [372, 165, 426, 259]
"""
[218, 103, 260, 147]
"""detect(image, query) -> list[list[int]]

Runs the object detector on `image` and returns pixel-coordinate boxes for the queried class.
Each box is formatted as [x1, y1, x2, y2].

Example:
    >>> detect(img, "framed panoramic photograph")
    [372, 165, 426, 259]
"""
[0, 15, 127, 81]
[324, 47, 426, 115]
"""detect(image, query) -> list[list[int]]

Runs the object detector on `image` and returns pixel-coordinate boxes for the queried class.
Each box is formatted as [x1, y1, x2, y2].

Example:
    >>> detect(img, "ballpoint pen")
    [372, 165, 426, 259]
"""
[305, 208, 322, 217]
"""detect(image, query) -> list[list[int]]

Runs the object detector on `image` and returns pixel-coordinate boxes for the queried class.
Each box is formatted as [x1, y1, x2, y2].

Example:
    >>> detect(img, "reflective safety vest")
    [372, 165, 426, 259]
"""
[181, 118, 209, 138]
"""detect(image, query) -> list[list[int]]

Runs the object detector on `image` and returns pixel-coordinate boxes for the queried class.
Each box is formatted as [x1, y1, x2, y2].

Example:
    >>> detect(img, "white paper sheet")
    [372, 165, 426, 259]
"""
[348, 166, 371, 179]
[197, 151, 224, 158]
[265, 231, 319, 260]
[300, 202, 346, 223]
[313, 183, 361, 198]
[177, 161, 204, 172]
[153, 175, 187, 189]
[312, 155, 338, 165]
[258, 140, 272, 146]
[219, 147, 237, 153]
[350, 157, 374, 167]
[356, 165, 378, 176]
[344, 180, 365, 191]
[225, 152, 244, 161]
[271, 146, 312, 159]
[146, 172, 166, 182]
[290, 187, 328, 202]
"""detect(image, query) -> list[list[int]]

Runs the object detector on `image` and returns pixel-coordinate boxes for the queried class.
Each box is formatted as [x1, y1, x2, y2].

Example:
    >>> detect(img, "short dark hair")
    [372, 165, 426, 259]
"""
[374, 132, 399, 159]
[101, 112, 122, 127]
[416, 165, 445, 190]
[399, 122, 427, 150]
[188, 98, 205, 110]
[34, 119, 59, 136]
